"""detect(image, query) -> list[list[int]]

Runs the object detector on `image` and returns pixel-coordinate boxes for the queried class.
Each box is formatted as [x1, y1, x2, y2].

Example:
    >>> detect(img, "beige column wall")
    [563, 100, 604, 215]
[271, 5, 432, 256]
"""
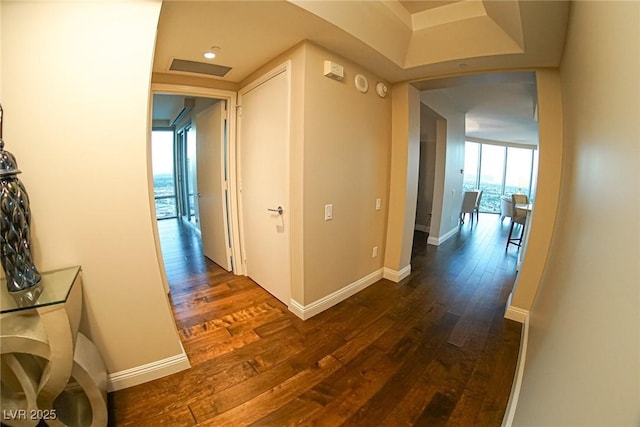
[509, 70, 563, 312]
[384, 83, 421, 273]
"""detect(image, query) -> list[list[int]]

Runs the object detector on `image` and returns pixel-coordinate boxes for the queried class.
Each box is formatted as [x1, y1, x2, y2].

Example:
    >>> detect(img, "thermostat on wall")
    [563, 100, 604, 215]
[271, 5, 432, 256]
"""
[323, 60, 344, 81]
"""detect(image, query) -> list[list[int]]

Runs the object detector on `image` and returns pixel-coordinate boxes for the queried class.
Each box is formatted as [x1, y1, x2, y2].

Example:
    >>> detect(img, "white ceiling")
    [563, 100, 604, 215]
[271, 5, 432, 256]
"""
[153, 1, 567, 144]
[420, 71, 539, 145]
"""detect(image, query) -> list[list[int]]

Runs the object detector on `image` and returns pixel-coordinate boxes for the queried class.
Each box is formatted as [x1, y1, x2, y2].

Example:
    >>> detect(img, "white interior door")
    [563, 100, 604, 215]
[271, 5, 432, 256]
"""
[239, 65, 291, 305]
[196, 101, 232, 271]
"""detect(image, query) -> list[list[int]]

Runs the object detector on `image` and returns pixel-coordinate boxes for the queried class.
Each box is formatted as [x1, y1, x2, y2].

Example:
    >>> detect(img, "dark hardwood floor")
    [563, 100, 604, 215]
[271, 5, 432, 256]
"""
[109, 214, 522, 426]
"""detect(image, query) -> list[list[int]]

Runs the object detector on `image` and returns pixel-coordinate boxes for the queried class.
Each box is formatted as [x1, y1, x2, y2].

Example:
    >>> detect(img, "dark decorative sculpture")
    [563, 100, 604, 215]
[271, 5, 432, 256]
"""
[0, 103, 41, 293]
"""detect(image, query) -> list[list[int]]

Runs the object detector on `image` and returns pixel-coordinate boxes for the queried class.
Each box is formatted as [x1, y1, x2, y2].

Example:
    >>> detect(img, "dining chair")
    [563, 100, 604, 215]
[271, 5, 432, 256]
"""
[460, 190, 480, 226]
[506, 193, 529, 248]
[474, 190, 483, 222]
[500, 195, 513, 222]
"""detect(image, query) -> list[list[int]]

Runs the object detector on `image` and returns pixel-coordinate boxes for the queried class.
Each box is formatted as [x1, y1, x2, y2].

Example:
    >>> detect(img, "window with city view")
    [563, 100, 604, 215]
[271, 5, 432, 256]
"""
[152, 129, 177, 219]
[463, 141, 538, 213]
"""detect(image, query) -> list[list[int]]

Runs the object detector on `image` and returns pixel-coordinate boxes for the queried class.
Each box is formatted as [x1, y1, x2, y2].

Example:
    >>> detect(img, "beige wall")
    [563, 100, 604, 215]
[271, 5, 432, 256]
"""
[1, 1, 185, 374]
[302, 43, 392, 303]
[513, 2, 640, 424]
[419, 92, 466, 243]
[239, 41, 392, 306]
[415, 104, 439, 230]
[429, 118, 447, 239]
[415, 138, 436, 229]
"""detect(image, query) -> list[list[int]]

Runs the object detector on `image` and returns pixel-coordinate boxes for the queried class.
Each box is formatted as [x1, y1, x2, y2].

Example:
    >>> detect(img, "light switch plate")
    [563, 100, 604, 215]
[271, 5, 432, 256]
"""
[324, 204, 333, 221]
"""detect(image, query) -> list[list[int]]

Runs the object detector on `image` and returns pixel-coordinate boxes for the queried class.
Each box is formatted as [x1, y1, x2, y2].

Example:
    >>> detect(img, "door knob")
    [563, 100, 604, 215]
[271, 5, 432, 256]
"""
[267, 206, 283, 215]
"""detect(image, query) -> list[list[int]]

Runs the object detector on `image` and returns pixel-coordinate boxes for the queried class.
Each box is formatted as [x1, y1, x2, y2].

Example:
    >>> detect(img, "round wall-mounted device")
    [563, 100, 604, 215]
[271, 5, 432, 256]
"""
[355, 74, 369, 93]
[375, 82, 388, 98]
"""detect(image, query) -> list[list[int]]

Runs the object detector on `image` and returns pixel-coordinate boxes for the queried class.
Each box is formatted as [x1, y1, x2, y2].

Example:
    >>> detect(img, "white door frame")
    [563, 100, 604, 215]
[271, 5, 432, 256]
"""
[237, 61, 292, 294]
[149, 84, 244, 281]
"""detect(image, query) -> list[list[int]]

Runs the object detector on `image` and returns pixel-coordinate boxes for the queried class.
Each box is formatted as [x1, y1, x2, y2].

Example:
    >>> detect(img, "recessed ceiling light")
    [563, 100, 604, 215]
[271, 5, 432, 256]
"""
[203, 45, 221, 60]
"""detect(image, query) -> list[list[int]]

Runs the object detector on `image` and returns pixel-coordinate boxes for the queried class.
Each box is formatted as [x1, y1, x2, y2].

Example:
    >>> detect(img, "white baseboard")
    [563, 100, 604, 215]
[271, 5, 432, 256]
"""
[289, 268, 384, 320]
[502, 309, 530, 426]
[427, 226, 458, 246]
[382, 265, 411, 282]
[505, 306, 529, 323]
[107, 346, 191, 392]
[504, 292, 529, 323]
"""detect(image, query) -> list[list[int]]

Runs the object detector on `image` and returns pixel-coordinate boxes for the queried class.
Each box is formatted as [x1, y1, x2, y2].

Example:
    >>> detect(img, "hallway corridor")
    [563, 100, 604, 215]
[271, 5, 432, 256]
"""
[110, 214, 522, 426]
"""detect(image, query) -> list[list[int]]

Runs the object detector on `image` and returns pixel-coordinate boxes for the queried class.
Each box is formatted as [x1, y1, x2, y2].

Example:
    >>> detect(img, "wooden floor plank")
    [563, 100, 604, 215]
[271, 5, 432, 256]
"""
[300, 346, 400, 426]
[198, 354, 343, 426]
[109, 215, 522, 426]
[249, 397, 324, 427]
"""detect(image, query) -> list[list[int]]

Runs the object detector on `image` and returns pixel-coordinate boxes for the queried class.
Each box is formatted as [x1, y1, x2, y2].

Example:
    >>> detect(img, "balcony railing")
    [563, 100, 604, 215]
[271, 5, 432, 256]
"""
[154, 195, 177, 219]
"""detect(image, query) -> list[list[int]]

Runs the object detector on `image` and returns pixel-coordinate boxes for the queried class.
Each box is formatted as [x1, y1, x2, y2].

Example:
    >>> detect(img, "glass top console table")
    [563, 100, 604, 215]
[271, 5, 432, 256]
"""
[1, 266, 81, 313]
[1, 266, 107, 427]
